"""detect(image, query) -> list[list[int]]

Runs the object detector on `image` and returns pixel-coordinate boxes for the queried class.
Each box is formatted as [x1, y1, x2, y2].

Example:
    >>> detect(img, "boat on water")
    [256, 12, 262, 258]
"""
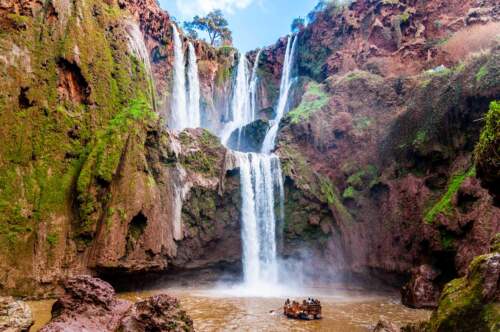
[283, 298, 322, 320]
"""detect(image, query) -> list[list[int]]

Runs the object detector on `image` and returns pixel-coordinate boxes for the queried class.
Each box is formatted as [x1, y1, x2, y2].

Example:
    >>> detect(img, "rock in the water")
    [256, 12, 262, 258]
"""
[118, 294, 194, 331]
[0, 297, 34, 332]
[227, 119, 270, 152]
[39, 275, 132, 332]
[373, 318, 400, 332]
[401, 265, 441, 309]
[40, 276, 194, 332]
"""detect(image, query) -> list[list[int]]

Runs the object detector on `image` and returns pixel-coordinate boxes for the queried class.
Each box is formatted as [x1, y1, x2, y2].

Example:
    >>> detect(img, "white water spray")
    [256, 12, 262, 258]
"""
[236, 152, 284, 287]
[261, 35, 298, 154]
[187, 42, 201, 128]
[170, 24, 188, 131]
[126, 22, 152, 78]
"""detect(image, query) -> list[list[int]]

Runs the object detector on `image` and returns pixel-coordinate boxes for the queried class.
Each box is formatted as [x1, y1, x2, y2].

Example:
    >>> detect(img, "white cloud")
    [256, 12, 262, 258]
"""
[175, 0, 255, 17]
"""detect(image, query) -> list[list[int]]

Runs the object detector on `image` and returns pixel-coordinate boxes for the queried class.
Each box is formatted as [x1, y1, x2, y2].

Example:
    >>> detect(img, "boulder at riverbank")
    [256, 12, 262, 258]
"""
[40, 276, 193, 332]
[0, 296, 33, 332]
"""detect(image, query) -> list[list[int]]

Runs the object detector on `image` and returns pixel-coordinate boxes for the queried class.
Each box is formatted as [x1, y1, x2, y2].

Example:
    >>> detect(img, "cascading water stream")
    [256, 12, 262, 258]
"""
[224, 36, 296, 293]
[249, 50, 261, 119]
[170, 25, 202, 131]
[261, 35, 298, 154]
[170, 24, 188, 131]
[220, 54, 252, 146]
[187, 42, 201, 128]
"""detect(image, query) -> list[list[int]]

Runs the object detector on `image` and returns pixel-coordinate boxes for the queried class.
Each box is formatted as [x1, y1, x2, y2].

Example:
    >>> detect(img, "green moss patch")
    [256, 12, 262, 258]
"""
[320, 176, 353, 223]
[429, 252, 500, 331]
[475, 100, 499, 174]
[179, 130, 222, 177]
[424, 167, 476, 224]
[287, 81, 329, 124]
[76, 98, 154, 236]
[475, 65, 488, 82]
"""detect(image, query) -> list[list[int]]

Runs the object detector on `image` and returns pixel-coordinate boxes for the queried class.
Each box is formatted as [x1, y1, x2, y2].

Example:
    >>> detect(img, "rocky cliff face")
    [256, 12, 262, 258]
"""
[253, 0, 500, 295]
[0, 0, 241, 297]
[296, 0, 499, 79]
[0, 0, 499, 309]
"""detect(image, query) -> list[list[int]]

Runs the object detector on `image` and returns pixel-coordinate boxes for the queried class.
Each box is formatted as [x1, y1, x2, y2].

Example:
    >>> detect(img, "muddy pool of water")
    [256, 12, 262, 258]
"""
[28, 285, 430, 331]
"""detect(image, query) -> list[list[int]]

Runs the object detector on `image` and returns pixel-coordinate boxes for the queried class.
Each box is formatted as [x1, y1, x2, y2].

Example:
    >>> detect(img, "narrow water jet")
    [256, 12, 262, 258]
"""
[261, 35, 298, 154]
[249, 50, 261, 119]
[187, 42, 201, 128]
[170, 24, 188, 131]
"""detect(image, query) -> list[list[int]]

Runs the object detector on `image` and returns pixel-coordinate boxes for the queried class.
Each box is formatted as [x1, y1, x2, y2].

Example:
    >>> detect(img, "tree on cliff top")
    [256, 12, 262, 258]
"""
[184, 10, 233, 46]
[291, 17, 306, 33]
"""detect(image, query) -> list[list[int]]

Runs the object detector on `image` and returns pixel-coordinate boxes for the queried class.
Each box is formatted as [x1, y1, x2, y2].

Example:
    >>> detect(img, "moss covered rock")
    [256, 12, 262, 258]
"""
[475, 100, 500, 204]
[426, 251, 499, 332]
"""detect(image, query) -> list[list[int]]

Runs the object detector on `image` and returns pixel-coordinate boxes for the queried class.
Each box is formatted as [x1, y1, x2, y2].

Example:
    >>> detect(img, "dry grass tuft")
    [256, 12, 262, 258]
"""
[441, 22, 500, 62]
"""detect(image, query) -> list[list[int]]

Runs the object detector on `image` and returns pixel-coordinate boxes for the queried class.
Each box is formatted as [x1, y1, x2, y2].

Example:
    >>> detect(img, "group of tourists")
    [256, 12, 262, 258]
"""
[283, 298, 322, 320]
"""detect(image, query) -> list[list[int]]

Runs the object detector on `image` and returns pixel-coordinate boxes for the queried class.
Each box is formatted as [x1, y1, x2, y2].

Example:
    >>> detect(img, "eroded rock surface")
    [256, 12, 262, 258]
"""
[118, 295, 194, 332]
[402, 265, 441, 309]
[0, 296, 33, 332]
[40, 276, 193, 332]
[39, 276, 132, 332]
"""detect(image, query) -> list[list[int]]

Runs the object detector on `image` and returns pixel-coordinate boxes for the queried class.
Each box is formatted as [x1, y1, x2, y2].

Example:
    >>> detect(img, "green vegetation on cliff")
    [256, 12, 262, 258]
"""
[424, 167, 476, 224]
[76, 98, 155, 236]
[475, 101, 500, 164]
[427, 251, 500, 332]
[287, 81, 329, 124]
[474, 100, 500, 200]
[179, 130, 223, 177]
[0, 0, 154, 269]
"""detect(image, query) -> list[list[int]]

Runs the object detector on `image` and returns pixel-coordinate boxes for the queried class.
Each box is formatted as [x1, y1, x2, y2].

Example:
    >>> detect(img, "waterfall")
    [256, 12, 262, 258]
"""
[236, 152, 284, 287]
[170, 25, 202, 131]
[187, 42, 201, 128]
[170, 24, 188, 131]
[126, 22, 152, 79]
[125, 21, 156, 110]
[261, 35, 298, 154]
[249, 50, 261, 119]
[220, 53, 252, 145]
[225, 40, 296, 292]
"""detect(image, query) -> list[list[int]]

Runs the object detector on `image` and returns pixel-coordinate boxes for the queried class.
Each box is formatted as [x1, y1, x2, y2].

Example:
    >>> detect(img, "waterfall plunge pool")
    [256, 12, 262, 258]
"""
[28, 284, 430, 331]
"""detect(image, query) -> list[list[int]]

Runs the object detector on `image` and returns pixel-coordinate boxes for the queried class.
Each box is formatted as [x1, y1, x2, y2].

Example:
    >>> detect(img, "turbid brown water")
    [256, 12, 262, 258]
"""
[28, 286, 430, 331]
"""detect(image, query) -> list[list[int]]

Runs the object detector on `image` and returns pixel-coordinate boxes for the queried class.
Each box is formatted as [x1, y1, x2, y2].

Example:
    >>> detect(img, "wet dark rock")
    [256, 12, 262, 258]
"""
[426, 252, 500, 331]
[0, 296, 34, 332]
[373, 318, 400, 332]
[401, 265, 441, 309]
[118, 294, 194, 332]
[40, 276, 132, 332]
[227, 119, 270, 152]
[40, 276, 194, 332]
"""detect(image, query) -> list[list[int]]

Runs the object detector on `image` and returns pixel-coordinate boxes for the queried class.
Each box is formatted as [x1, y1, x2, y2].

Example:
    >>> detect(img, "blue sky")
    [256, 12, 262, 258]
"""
[158, 0, 318, 52]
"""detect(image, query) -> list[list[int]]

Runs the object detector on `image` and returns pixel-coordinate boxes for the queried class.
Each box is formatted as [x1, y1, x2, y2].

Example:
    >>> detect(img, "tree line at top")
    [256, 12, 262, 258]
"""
[176, 1, 348, 48]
